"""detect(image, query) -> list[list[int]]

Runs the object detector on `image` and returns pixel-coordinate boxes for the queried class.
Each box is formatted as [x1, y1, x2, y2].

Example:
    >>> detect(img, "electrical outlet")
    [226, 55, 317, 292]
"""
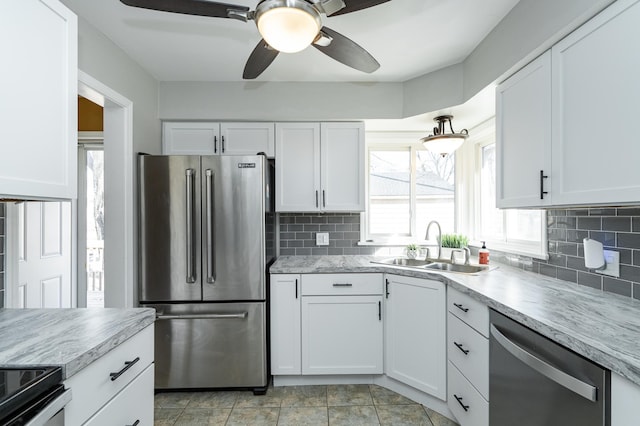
[316, 232, 329, 246]
[597, 250, 620, 278]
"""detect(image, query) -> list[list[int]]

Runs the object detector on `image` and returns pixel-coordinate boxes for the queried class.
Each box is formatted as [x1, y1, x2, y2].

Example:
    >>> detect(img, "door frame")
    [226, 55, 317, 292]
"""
[78, 71, 135, 308]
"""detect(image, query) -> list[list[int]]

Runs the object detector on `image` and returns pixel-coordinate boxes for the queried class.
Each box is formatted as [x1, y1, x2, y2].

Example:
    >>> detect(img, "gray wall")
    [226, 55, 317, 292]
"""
[493, 207, 640, 301]
[0, 203, 4, 308]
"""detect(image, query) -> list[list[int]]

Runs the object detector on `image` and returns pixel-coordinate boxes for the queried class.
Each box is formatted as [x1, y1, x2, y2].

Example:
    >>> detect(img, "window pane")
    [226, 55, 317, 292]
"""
[415, 150, 455, 234]
[369, 150, 410, 235]
[506, 210, 542, 242]
[479, 144, 504, 239]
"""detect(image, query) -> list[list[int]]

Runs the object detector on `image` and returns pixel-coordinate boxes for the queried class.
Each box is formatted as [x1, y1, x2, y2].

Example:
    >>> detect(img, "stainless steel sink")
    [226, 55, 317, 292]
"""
[371, 257, 491, 274]
[422, 262, 489, 274]
[372, 257, 434, 267]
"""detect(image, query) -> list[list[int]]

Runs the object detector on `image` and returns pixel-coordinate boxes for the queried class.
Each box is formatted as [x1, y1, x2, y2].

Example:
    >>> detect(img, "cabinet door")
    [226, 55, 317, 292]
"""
[163, 122, 220, 155]
[551, 0, 640, 206]
[496, 51, 552, 208]
[612, 373, 640, 426]
[0, 0, 77, 200]
[275, 123, 320, 212]
[220, 122, 275, 157]
[301, 295, 383, 375]
[270, 274, 301, 375]
[384, 274, 446, 399]
[320, 122, 365, 211]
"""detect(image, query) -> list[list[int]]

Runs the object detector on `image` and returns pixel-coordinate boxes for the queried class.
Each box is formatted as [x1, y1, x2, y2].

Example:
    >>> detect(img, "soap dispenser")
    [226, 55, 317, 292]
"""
[479, 241, 490, 265]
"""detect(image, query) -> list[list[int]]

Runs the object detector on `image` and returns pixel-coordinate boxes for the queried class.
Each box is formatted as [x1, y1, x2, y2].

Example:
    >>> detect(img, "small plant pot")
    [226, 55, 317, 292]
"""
[406, 249, 419, 259]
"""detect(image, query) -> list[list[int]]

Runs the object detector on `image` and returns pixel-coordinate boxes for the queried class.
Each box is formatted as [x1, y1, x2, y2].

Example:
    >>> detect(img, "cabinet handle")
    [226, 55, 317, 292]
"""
[540, 170, 548, 200]
[453, 303, 469, 313]
[295, 278, 298, 299]
[454, 394, 469, 412]
[110, 357, 140, 381]
[332, 283, 353, 287]
[454, 341, 470, 355]
[126, 421, 140, 426]
[214, 136, 218, 154]
[385, 279, 390, 299]
[315, 190, 319, 208]
[378, 301, 382, 321]
[322, 190, 326, 207]
[222, 135, 225, 153]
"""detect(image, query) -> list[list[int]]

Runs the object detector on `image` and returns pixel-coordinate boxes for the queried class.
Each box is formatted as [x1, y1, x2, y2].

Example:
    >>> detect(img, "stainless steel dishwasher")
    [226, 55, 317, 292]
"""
[489, 309, 610, 425]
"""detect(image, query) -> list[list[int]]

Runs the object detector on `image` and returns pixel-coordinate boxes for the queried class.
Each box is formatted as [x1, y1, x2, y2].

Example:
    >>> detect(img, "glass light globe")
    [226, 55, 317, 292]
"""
[257, 7, 321, 53]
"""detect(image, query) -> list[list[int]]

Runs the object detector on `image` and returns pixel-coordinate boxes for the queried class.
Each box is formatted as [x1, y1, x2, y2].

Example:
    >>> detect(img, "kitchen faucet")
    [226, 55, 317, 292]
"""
[424, 220, 442, 260]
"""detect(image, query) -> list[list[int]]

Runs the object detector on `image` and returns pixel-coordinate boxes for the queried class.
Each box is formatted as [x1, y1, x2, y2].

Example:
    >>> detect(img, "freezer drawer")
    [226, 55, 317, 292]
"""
[148, 302, 267, 390]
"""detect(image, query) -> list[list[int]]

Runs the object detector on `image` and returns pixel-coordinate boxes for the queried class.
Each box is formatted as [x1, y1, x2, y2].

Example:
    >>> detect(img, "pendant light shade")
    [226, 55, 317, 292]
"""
[255, 0, 322, 53]
[421, 115, 469, 157]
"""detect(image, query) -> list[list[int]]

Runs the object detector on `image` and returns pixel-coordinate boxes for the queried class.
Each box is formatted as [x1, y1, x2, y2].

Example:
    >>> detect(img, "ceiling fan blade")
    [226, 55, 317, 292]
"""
[327, 0, 390, 16]
[119, 0, 249, 19]
[243, 40, 279, 79]
[312, 27, 380, 73]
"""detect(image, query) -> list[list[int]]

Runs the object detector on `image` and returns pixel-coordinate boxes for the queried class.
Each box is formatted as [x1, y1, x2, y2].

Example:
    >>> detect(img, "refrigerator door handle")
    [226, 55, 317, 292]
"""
[185, 168, 197, 283]
[205, 169, 216, 284]
[156, 312, 249, 320]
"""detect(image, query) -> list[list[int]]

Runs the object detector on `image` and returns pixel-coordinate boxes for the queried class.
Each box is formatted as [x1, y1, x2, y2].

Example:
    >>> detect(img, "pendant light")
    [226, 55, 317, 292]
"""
[255, 0, 322, 53]
[420, 115, 469, 157]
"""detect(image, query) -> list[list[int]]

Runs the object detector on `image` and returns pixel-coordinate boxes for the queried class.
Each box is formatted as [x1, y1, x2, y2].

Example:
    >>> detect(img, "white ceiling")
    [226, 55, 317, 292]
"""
[61, 0, 519, 83]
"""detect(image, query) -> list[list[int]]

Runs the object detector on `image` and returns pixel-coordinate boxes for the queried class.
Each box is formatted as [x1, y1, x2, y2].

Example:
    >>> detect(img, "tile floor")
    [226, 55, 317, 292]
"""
[154, 384, 460, 425]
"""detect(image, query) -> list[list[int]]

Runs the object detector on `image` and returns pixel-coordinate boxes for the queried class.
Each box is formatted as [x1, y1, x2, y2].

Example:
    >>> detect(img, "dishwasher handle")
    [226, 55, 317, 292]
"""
[490, 324, 597, 402]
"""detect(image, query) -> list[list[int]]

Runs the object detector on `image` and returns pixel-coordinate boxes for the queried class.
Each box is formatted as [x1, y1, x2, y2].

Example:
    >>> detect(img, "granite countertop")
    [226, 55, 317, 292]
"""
[271, 255, 640, 387]
[0, 308, 155, 379]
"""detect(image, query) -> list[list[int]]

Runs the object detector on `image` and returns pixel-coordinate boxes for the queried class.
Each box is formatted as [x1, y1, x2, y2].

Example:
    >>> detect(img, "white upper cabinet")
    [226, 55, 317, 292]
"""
[496, 51, 552, 208]
[497, 0, 640, 208]
[550, 0, 640, 206]
[220, 122, 275, 157]
[0, 0, 77, 200]
[163, 122, 275, 157]
[276, 122, 365, 212]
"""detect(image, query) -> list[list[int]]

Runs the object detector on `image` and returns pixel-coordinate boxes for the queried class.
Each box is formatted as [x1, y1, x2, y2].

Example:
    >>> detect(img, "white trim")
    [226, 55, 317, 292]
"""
[78, 71, 135, 308]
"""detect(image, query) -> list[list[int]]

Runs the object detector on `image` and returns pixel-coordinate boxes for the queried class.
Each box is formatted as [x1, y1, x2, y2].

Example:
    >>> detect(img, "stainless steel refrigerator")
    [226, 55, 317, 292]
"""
[138, 154, 275, 393]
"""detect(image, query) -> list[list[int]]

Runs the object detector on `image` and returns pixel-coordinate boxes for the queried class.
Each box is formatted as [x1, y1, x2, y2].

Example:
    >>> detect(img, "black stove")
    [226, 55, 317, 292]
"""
[0, 367, 64, 425]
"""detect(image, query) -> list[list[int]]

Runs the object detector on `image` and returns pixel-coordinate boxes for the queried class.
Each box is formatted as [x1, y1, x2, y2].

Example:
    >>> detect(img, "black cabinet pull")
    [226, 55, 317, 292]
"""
[110, 357, 140, 381]
[126, 421, 140, 426]
[214, 136, 217, 154]
[315, 191, 319, 208]
[322, 190, 326, 207]
[378, 301, 381, 321]
[385, 279, 390, 299]
[453, 303, 469, 313]
[332, 283, 353, 287]
[454, 341, 470, 355]
[454, 394, 469, 412]
[295, 279, 298, 299]
[540, 170, 548, 200]
[221, 136, 225, 153]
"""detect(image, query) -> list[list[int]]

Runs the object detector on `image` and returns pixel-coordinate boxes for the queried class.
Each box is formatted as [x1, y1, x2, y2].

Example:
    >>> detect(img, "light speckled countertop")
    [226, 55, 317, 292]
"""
[0, 308, 155, 379]
[271, 255, 640, 386]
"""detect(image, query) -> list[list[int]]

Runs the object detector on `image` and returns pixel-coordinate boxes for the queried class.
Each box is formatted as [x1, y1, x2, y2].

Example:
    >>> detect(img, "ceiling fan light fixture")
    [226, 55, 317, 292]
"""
[420, 115, 469, 157]
[255, 0, 322, 53]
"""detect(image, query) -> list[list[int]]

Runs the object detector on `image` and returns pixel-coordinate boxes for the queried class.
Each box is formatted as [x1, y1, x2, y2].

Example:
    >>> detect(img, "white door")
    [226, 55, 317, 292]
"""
[320, 122, 365, 212]
[16, 202, 71, 308]
[162, 122, 220, 155]
[220, 122, 275, 157]
[270, 274, 302, 375]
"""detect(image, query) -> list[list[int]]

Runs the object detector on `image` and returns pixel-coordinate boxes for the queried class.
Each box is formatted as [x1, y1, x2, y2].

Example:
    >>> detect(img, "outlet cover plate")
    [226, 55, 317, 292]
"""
[597, 250, 620, 278]
[316, 232, 329, 246]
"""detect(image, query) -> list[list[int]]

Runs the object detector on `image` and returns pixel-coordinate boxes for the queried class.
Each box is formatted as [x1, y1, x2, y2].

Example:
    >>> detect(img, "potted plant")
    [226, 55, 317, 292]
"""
[406, 243, 420, 259]
[439, 233, 469, 259]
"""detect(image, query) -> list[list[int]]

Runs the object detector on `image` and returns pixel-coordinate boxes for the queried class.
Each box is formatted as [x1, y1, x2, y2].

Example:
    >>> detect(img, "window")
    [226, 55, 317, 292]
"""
[364, 139, 455, 243]
[472, 126, 547, 258]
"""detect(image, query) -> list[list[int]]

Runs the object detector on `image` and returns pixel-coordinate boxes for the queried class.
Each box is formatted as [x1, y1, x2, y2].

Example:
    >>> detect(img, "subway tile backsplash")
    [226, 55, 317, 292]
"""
[279, 213, 376, 256]
[503, 207, 640, 301]
[0, 203, 5, 308]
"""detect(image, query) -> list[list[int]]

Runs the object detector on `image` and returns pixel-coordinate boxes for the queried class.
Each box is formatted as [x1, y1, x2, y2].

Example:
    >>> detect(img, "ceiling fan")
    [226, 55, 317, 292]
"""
[120, 0, 390, 79]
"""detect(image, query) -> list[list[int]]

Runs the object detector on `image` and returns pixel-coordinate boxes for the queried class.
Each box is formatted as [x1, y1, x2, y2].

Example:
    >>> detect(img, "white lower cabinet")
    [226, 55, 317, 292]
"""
[301, 295, 383, 375]
[64, 324, 154, 425]
[447, 287, 489, 426]
[270, 274, 301, 375]
[384, 274, 446, 399]
[612, 372, 640, 426]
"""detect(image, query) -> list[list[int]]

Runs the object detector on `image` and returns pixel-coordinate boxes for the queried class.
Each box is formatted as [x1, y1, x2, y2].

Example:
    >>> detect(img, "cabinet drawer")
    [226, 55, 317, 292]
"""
[64, 325, 154, 426]
[447, 313, 489, 399]
[301, 274, 383, 296]
[84, 363, 154, 426]
[447, 287, 489, 337]
[447, 361, 488, 426]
